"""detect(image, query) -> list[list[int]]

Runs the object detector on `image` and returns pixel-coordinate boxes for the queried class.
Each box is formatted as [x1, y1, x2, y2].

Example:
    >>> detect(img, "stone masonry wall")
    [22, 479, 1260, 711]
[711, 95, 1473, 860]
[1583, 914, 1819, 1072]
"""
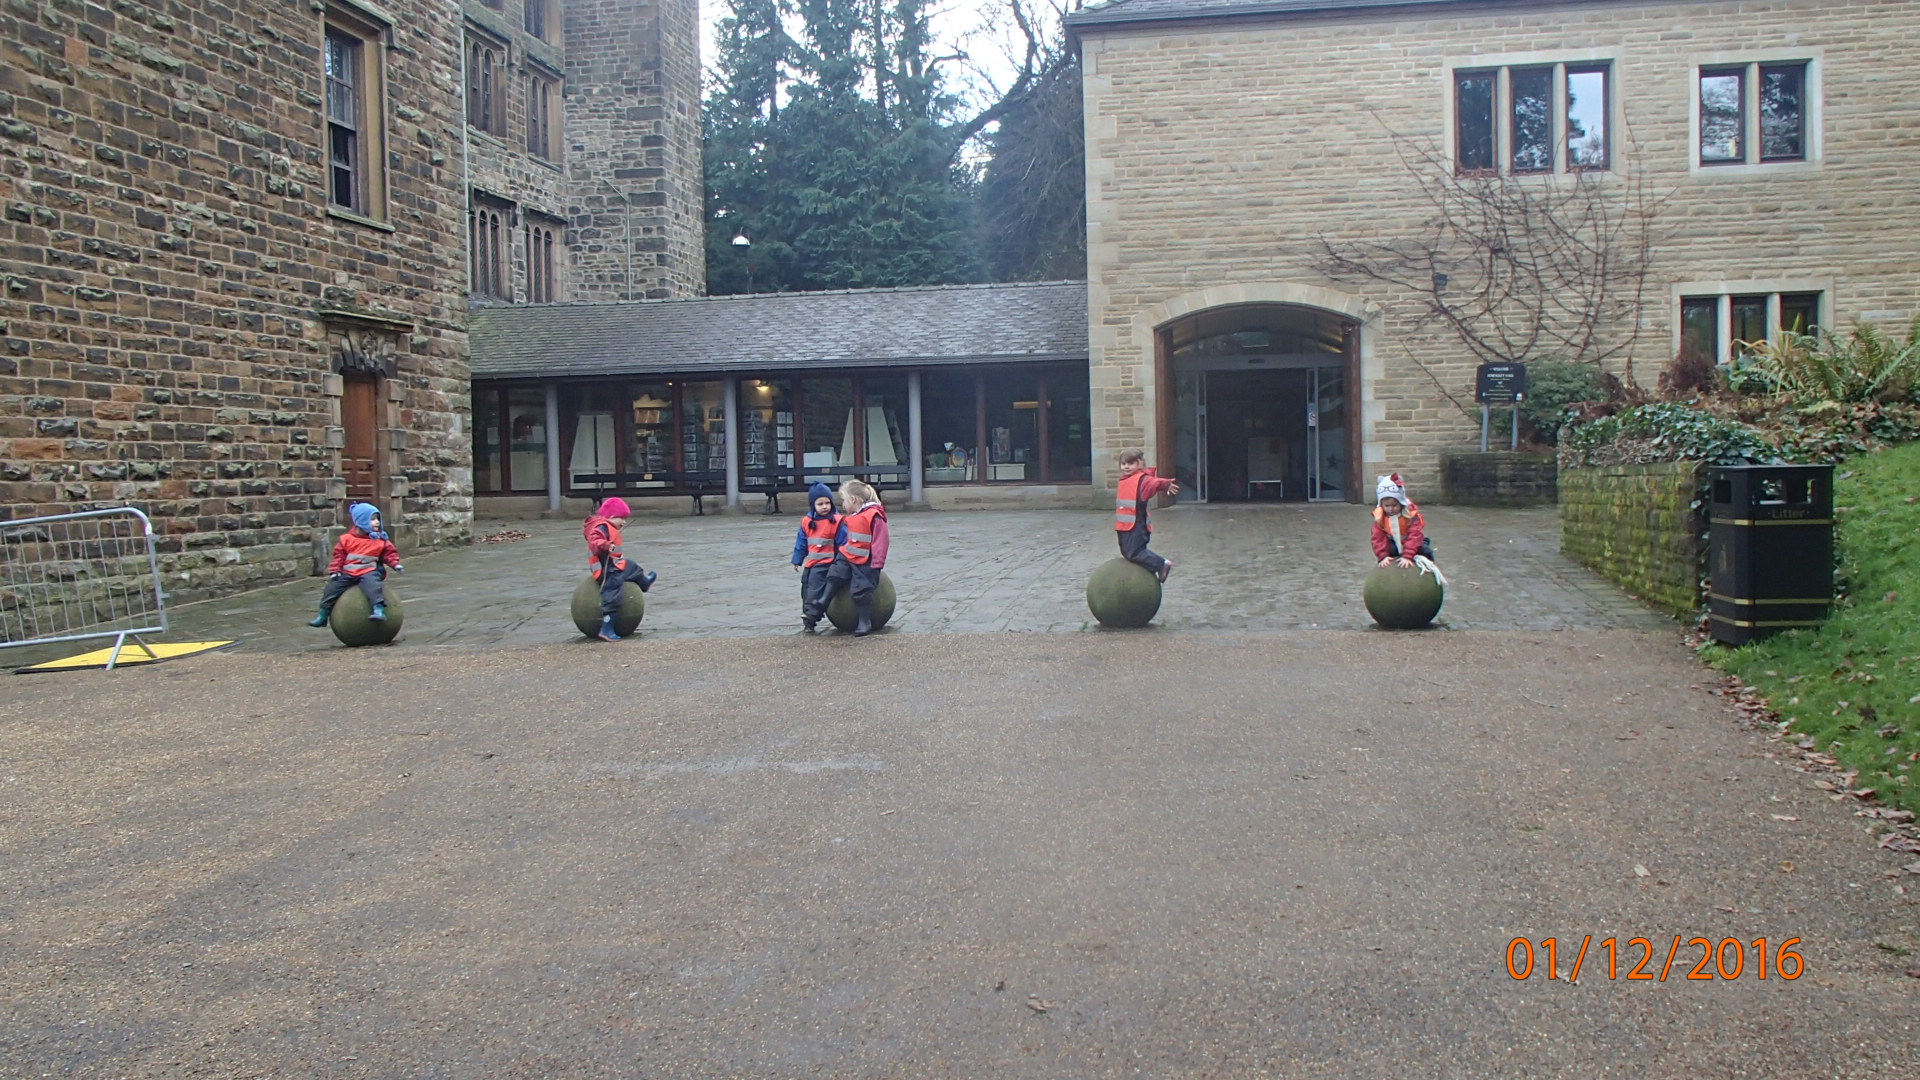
[1079, 0, 1920, 499]
[562, 0, 703, 300]
[1559, 461, 1704, 618]
[462, 0, 569, 302]
[1439, 449, 1557, 507]
[0, 0, 473, 604]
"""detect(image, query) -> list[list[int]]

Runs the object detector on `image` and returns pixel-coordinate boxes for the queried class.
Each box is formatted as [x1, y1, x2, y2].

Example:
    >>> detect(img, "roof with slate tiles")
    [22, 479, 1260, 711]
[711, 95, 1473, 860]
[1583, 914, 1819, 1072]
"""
[468, 280, 1089, 381]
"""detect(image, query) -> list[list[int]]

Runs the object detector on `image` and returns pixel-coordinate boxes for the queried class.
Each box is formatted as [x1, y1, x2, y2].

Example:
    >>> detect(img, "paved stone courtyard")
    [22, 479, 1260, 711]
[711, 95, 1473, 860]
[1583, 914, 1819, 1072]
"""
[143, 504, 1668, 655]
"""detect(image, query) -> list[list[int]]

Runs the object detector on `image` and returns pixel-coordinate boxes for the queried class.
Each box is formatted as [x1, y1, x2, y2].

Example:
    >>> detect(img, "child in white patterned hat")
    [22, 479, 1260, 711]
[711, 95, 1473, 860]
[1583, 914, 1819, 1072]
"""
[1371, 474, 1435, 568]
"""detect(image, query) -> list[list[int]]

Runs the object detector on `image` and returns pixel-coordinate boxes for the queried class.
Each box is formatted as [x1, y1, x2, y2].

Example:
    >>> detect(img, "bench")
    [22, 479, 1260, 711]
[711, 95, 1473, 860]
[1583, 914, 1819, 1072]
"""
[572, 471, 727, 515]
[742, 468, 908, 514]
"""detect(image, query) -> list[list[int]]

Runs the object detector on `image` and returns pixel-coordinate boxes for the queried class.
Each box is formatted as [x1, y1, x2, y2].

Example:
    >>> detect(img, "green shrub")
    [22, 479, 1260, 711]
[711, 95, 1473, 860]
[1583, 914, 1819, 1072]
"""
[1736, 315, 1920, 404]
[1561, 402, 1778, 469]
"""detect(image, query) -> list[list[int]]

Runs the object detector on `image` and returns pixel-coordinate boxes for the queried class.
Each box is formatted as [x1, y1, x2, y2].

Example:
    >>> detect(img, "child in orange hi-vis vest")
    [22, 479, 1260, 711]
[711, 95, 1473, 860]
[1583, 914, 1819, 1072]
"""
[1114, 448, 1180, 582]
[583, 497, 657, 642]
[1371, 474, 1436, 568]
[308, 502, 403, 626]
[826, 479, 889, 637]
[790, 481, 843, 633]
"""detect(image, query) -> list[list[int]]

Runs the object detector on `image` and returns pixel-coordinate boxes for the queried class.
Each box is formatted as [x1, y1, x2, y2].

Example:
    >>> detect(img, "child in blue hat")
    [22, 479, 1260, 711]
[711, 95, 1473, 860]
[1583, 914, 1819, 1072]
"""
[790, 482, 843, 632]
[309, 502, 403, 626]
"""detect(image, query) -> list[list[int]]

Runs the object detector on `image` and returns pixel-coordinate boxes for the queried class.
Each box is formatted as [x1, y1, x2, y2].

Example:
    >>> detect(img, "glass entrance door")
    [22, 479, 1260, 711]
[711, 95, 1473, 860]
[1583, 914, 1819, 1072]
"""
[1308, 365, 1347, 501]
[1172, 368, 1208, 502]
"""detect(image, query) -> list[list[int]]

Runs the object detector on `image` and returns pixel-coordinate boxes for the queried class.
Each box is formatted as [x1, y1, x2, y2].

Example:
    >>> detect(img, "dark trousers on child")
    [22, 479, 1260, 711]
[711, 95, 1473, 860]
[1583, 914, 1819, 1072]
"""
[599, 559, 650, 615]
[825, 559, 879, 615]
[1117, 526, 1167, 575]
[800, 564, 834, 619]
[319, 568, 385, 610]
[1384, 537, 1437, 560]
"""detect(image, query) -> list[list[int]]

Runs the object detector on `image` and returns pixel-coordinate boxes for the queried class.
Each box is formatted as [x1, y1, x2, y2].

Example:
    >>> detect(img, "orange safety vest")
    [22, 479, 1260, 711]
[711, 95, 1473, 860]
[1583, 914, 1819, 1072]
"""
[841, 506, 882, 565]
[801, 514, 840, 567]
[1115, 471, 1148, 531]
[586, 517, 627, 580]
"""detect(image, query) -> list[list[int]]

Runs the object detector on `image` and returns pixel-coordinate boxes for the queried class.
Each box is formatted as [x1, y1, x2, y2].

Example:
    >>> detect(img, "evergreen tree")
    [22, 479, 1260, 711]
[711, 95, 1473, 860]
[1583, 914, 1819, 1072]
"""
[976, 49, 1084, 281]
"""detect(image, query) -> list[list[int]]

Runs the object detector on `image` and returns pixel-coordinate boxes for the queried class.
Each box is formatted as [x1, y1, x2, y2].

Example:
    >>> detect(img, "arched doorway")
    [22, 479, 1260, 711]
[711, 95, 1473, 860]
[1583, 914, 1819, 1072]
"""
[1156, 303, 1358, 503]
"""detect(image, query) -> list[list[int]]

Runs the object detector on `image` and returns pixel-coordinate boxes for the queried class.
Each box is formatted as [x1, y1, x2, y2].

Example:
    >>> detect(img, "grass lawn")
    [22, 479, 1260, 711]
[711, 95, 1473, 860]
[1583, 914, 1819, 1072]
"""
[1707, 441, 1920, 815]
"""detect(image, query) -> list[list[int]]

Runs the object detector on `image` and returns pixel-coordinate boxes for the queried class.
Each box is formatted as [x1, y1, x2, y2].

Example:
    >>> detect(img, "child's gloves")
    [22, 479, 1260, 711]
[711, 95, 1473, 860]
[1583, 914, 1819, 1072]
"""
[392, 564, 405, 573]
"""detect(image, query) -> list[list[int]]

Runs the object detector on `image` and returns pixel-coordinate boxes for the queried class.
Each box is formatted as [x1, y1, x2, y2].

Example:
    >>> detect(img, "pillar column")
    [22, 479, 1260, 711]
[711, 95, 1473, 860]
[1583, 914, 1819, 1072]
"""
[723, 378, 741, 508]
[544, 384, 562, 512]
[908, 371, 925, 505]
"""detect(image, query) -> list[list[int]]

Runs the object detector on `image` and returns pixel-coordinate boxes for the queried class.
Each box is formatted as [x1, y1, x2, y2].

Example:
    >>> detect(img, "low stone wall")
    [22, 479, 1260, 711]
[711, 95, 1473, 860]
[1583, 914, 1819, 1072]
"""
[1439, 450, 1558, 506]
[1558, 462, 1704, 618]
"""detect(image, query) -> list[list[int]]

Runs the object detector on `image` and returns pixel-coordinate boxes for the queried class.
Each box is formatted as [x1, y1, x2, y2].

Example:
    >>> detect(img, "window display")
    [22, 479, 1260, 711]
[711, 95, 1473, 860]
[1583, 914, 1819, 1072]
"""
[473, 386, 502, 492]
[506, 388, 547, 492]
[921, 373, 977, 481]
[984, 370, 1039, 482]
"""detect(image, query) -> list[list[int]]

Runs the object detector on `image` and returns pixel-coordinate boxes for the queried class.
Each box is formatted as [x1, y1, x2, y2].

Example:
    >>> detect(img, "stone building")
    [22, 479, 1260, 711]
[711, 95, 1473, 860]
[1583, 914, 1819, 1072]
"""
[460, 0, 704, 306]
[0, 0, 705, 604]
[1066, 0, 1920, 502]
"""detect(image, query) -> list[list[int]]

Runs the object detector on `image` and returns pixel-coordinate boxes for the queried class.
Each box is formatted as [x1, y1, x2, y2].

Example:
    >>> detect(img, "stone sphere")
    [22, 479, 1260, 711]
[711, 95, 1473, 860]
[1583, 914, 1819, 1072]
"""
[330, 584, 404, 647]
[1086, 557, 1163, 628]
[571, 575, 646, 638]
[1363, 564, 1445, 629]
[825, 570, 896, 632]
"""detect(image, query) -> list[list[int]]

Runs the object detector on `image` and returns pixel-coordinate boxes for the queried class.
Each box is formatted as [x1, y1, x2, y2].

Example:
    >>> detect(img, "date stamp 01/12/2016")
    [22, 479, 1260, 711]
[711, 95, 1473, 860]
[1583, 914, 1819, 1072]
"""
[1506, 937, 1805, 982]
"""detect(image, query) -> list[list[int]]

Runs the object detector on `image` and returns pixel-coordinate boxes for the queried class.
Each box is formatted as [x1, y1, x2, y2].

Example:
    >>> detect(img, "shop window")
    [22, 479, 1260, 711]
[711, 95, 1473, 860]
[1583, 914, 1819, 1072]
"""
[921, 372, 978, 482]
[984, 370, 1041, 483]
[796, 377, 853, 484]
[473, 386, 502, 492]
[1700, 61, 1809, 166]
[855, 375, 910, 485]
[505, 389, 548, 492]
[1043, 366, 1092, 483]
[1454, 62, 1610, 175]
[739, 379, 795, 486]
[565, 384, 624, 492]
[679, 382, 727, 478]
[628, 383, 674, 487]
[324, 7, 387, 219]
[1680, 290, 1822, 364]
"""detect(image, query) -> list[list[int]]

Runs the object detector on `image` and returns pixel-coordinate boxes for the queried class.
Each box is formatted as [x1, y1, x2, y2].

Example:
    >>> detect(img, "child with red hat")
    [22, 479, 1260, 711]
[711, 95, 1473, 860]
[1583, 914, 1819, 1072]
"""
[1371, 474, 1436, 568]
[583, 497, 656, 641]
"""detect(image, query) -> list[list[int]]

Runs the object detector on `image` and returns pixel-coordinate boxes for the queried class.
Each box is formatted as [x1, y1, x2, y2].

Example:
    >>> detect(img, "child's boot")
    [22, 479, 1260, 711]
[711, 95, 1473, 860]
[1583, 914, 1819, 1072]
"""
[596, 614, 622, 642]
[307, 607, 331, 628]
[853, 606, 873, 637]
[369, 602, 387, 622]
[639, 570, 658, 592]
[802, 613, 819, 632]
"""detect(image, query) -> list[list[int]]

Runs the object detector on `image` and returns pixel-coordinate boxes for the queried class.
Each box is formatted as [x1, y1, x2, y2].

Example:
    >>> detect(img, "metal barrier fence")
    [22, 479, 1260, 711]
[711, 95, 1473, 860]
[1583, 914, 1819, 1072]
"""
[0, 507, 168, 668]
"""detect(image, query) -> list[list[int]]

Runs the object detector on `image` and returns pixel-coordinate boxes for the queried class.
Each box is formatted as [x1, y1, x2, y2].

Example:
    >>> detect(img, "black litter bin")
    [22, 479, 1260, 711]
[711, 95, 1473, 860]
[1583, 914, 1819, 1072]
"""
[1708, 464, 1834, 645]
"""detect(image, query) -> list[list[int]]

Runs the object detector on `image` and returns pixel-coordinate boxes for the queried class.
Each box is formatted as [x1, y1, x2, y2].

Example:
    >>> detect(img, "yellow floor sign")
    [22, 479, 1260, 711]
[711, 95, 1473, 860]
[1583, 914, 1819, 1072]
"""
[15, 640, 237, 673]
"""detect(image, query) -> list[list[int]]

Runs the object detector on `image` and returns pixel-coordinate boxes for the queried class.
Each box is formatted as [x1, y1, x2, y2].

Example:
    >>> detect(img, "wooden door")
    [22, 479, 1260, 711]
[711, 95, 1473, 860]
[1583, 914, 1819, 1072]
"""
[343, 374, 379, 499]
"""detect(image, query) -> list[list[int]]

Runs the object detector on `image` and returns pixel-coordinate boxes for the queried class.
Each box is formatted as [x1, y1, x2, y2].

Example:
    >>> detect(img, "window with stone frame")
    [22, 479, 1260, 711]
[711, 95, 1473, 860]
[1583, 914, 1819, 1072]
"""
[526, 69, 561, 160]
[1699, 61, 1809, 166]
[523, 0, 556, 42]
[465, 30, 507, 138]
[527, 215, 561, 302]
[324, 6, 388, 218]
[1680, 291, 1821, 366]
[1454, 62, 1610, 175]
[470, 195, 513, 301]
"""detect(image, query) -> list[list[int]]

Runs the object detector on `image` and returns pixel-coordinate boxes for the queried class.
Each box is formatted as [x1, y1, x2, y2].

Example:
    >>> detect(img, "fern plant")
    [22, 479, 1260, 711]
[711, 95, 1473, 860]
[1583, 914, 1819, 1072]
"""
[1736, 315, 1920, 404]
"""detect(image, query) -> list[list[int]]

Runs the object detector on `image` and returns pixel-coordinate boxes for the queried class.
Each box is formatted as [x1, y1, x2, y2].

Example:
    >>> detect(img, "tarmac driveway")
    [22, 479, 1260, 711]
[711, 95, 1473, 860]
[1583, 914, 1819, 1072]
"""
[3, 624, 1917, 1076]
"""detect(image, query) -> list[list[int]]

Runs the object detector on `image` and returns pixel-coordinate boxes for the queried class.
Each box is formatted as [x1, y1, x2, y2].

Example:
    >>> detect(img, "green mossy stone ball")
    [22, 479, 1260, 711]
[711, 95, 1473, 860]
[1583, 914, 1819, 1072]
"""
[1086, 557, 1163, 628]
[330, 585, 403, 647]
[571, 575, 646, 638]
[1362, 564, 1445, 629]
[825, 570, 896, 632]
